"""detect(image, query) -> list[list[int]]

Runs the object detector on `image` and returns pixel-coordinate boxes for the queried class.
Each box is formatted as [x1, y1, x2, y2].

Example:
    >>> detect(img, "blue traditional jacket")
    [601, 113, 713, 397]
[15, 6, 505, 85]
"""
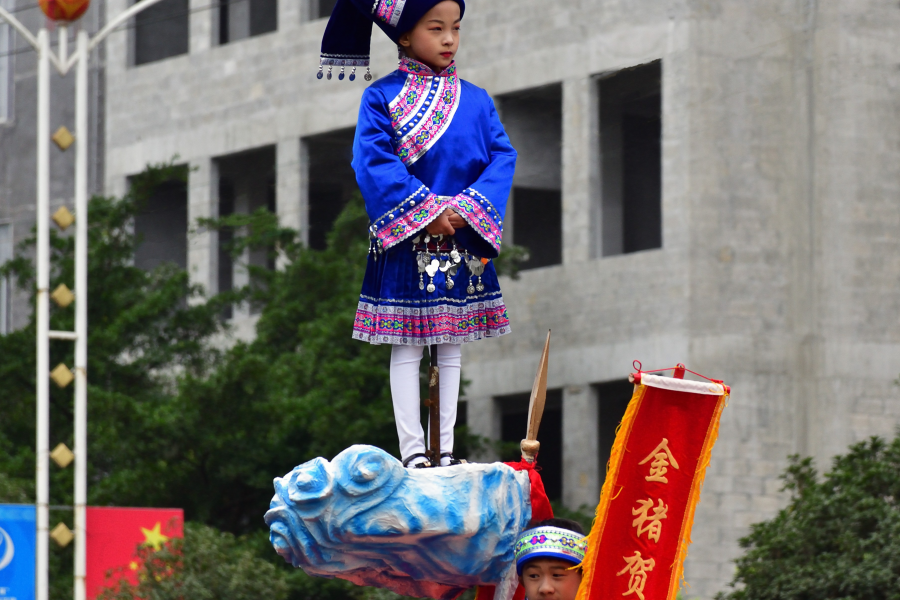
[351, 57, 516, 346]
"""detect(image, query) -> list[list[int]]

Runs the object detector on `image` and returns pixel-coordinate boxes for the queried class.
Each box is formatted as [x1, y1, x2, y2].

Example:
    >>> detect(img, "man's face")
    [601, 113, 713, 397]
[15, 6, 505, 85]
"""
[520, 558, 583, 600]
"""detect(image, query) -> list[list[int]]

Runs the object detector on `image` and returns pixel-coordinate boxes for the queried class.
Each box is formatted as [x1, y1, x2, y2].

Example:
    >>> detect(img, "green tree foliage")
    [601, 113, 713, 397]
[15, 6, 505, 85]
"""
[172, 198, 399, 532]
[96, 523, 289, 600]
[0, 164, 228, 513]
[96, 523, 470, 600]
[717, 434, 900, 600]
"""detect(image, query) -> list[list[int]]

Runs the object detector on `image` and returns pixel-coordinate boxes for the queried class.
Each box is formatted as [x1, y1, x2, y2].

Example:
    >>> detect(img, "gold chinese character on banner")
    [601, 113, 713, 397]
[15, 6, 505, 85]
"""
[617, 551, 655, 600]
[631, 498, 668, 542]
[639, 438, 679, 483]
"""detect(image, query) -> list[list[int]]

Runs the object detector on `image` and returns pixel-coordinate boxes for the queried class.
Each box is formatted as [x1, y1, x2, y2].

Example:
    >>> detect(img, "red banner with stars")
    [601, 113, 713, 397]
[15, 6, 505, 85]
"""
[576, 371, 728, 600]
[86, 507, 183, 599]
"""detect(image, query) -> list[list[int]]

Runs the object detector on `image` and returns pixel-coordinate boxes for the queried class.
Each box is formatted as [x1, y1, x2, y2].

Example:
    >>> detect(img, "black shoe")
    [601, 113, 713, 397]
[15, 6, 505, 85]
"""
[440, 452, 466, 466]
[402, 453, 432, 468]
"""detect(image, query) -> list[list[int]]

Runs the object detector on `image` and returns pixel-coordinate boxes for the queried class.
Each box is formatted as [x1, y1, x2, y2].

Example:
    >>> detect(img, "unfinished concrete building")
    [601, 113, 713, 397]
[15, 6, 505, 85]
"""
[2, 0, 899, 597]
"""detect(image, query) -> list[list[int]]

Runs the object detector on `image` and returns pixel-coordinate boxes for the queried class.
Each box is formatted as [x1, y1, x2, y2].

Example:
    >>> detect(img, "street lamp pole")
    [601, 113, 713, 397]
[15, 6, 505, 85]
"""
[0, 2, 168, 598]
[73, 28, 89, 600]
[35, 27, 51, 600]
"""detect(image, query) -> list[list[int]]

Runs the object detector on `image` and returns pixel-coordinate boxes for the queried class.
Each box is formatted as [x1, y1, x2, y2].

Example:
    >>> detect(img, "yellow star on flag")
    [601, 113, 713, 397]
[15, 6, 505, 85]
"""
[141, 522, 170, 551]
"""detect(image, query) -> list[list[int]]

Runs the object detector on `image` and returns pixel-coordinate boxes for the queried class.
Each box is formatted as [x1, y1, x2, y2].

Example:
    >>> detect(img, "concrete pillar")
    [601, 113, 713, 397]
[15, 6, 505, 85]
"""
[279, 0, 302, 29]
[190, 0, 214, 53]
[187, 158, 218, 295]
[562, 384, 599, 510]
[464, 394, 501, 463]
[297, 139, 311, 246]
[277, 138, 303, 232]
[561, 77, 599, 263]
[105, 0, 130, 71]
[229, 0, 251, 42]
[231, 175, 252, 319]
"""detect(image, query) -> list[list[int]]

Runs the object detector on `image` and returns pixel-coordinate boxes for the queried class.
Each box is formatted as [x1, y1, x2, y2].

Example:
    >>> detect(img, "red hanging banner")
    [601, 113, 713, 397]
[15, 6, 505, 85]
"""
[577, 371, 728, 600]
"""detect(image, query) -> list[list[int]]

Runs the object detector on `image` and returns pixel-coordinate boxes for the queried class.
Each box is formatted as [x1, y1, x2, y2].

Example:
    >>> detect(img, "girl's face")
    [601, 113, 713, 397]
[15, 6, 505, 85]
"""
[398, 1, 461, 72]
[519, 559, 583, 600]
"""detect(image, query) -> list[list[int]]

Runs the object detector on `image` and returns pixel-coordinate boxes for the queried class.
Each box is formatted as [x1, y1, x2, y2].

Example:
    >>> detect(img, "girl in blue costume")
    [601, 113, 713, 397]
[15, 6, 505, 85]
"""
[318, 0, 515, 468]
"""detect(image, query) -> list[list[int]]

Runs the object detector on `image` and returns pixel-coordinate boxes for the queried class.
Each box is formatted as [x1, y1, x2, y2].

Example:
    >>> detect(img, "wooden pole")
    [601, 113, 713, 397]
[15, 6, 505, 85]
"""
[427, 344, 441, 466]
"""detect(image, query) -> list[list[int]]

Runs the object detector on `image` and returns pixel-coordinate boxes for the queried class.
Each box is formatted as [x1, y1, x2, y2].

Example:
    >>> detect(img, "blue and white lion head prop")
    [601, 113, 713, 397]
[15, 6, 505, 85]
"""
[265, 445, 532, 600]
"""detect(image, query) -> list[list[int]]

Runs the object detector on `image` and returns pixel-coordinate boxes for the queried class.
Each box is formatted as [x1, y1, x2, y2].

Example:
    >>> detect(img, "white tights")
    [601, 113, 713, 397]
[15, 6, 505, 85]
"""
[390, 343, 461, 467]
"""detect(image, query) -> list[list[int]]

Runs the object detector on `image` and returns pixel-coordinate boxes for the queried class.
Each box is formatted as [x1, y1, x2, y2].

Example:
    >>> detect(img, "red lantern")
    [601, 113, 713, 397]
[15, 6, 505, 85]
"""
[38, 0, 90, 22]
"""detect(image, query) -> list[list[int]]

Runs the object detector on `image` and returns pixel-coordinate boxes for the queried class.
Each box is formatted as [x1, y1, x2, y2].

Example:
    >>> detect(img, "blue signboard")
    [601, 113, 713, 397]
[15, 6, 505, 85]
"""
[0, 505, 35, 600]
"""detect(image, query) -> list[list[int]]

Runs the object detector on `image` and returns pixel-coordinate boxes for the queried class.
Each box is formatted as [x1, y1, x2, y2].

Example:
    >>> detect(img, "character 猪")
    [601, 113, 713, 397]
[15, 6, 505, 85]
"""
[319, 0, 516, 468]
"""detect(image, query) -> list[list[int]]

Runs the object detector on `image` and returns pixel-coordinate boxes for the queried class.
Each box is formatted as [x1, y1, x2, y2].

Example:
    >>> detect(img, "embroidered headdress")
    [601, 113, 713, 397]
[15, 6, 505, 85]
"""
[514, 526, 588, 575]
[318, 0, 466, 81]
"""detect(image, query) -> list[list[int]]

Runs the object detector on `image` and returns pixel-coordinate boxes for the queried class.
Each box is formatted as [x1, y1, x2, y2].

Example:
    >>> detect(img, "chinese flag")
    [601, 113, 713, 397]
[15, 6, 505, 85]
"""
[85, 507, 183, 600]
[576, 372, 728, 600]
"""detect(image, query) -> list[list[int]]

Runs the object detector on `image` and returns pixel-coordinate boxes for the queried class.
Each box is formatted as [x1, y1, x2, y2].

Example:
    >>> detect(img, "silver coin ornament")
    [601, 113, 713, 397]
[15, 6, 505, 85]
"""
[467, 284, 475, 294]
[446, 278, 455, 289]
[426, 283, 436, 293]
[476, 282, 484, 292]
[425, 259, 440, 278]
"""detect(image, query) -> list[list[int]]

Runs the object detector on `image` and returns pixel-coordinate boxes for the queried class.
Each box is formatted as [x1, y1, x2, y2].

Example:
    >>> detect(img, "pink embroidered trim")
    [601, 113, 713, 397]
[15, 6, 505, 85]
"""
[373, 0, 405, 26]
[352, 298, 511, 345]
[375, 193, 453, 250]
[393, 74, 460, 166]
[389, 59, 460, 166]
[398, 57, 457, 78]
[452, 189, 503, 253]
[389, 74, 430, 132]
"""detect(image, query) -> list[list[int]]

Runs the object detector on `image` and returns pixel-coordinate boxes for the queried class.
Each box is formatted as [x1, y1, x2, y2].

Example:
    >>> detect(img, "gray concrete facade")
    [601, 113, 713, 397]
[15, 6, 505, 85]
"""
[0, 0, 105, 331]
[38, 0, 900, 597]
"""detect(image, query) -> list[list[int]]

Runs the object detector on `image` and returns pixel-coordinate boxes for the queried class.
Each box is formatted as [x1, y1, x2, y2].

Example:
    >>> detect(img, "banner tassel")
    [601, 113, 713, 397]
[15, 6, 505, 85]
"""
[575, 384, 646, 600]
[668, 390, 729, 598]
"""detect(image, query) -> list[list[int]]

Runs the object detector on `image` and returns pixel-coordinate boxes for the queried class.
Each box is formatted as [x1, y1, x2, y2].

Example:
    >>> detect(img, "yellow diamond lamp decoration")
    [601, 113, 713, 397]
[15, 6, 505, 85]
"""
[50, 284, 75, 308]
[52, 126, 75, 151]
[50, 363, 74, 388]
[50, 522, 74, 547]
[50, 443, 75, 468]
[52, 206, 75, 231]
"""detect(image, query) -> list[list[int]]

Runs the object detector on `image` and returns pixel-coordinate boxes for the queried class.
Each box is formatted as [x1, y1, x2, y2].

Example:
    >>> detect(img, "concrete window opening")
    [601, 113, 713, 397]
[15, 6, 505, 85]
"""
[218, 0, 278, 45]
[0, 2, 11, 124]
[133, 0, 190, 66]
[497, 84, 563, 270]
[216, 146, 276, 319]
[133, 169, 189, 273]
[598, 61, 662, 256]
[496, 389, 563, 502]
[594, 379, 634, 486]
[0, 223, 11, 334]
[313, 0, 338, 20]
[304, 128, 358, 250]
